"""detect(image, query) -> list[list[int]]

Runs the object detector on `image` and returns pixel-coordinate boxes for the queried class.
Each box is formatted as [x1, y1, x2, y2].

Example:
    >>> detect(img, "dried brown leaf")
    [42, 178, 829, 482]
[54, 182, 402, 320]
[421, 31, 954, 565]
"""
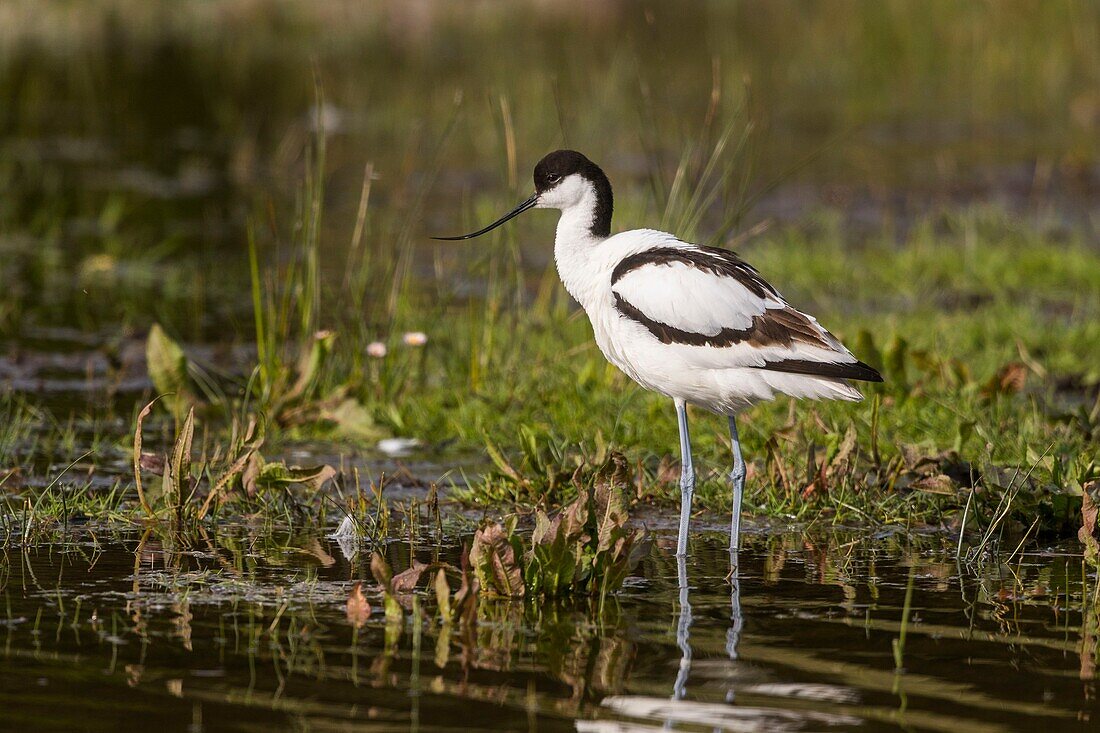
[1080, 480, 1100, 562]
[470, 522, 525, 598]
[242, 452, 262, 497]
[392, 559, 430, 592]
[346, 581, 371, 628]
[138, 453, 165, 476]
[132, 397, 165, 518]
[827, 424, 858, 479]
[983, 361, 1028, 397]
[910, 474, 958, 495]
[370, 552, 394, 591]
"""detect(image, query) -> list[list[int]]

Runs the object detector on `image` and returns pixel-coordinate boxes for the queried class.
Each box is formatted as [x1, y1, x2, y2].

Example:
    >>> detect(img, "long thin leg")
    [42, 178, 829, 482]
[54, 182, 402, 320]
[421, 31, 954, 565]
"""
[674, 398, 694, 558]
[728, 415, 745, 553]
[672, 553, 692, 701]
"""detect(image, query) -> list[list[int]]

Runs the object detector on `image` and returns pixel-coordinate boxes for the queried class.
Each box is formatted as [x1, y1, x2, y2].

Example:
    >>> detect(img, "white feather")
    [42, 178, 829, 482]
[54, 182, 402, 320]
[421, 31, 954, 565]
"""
[544, 184, 868, 415]
[612, 252, 778, 335]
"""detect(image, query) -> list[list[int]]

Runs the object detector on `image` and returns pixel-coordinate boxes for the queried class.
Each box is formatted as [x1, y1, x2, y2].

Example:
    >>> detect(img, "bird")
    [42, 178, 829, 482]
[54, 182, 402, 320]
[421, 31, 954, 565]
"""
[434, 150, 882, 557]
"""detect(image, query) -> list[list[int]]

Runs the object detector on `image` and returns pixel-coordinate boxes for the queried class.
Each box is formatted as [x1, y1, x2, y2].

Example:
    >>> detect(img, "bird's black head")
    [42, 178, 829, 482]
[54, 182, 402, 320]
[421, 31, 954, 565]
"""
[431, 149, 613, 241]
[534, 150, 596, 192]
[533, 149, 614, 237]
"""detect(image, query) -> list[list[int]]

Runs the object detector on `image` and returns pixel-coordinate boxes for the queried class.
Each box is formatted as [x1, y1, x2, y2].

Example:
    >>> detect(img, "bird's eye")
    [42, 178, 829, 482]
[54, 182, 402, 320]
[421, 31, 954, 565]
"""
[547, 173, 561, 183]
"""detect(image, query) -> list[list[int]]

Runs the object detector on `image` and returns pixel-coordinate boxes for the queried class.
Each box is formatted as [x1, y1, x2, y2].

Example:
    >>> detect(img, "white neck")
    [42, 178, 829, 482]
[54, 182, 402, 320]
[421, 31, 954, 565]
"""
[553, 194, 607, 312]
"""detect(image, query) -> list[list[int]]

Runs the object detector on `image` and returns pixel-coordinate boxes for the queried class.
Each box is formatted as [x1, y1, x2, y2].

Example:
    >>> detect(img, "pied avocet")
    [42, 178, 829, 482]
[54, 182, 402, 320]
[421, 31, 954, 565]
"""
[435, 150, 882, 557]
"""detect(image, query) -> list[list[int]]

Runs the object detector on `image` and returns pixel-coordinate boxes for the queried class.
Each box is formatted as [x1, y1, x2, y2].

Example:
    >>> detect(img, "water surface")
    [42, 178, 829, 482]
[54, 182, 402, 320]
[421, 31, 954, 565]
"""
[2, 527, 1095, 731]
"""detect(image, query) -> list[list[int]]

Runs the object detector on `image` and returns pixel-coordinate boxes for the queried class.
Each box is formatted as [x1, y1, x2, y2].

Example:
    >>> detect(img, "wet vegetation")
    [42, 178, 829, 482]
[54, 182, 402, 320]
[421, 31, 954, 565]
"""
[2, 1, 1100, 729]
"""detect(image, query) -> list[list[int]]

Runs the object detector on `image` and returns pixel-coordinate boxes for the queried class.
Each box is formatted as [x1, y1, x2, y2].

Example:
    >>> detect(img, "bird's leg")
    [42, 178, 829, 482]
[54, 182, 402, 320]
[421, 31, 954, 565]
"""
[672, 552, 692, 701]
[728, 415, 745, 553]
[675, 398, 694, 558]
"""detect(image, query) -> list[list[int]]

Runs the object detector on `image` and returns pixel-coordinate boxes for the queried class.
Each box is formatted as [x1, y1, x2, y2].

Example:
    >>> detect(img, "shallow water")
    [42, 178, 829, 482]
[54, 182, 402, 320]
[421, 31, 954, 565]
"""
[2, 526, 1096, 732]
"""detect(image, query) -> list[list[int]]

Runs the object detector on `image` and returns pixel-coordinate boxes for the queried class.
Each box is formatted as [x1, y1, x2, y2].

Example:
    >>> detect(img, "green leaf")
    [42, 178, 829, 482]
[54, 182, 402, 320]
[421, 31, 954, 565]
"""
[593, 456, 631, 553]
[884, 335, 910, 390]
[285, 330, 335, 404]
[170, 406, 195, 507]
[253, 462, 336, 492]
[483, 435, 521, 482]
[321, 398, 384, 441]
[854, 329, 884, 374]
[145, 323, 193, 417]
[434, 569, 452, 622]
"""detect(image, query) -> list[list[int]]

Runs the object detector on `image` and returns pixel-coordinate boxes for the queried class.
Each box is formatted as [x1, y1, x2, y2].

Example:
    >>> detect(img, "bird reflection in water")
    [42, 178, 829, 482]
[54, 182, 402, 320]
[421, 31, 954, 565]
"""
[671, 550, 743, 704]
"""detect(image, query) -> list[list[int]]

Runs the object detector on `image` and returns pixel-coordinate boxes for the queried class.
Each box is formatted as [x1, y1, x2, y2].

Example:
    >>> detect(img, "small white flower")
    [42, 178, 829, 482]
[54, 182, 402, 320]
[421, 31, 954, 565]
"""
[402, 331, 428, 347]
[366, 341, 387, 358]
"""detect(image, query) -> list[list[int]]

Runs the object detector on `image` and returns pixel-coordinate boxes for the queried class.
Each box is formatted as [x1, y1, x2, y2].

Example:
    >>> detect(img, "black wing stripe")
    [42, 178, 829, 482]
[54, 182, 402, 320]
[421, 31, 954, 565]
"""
[758, 358, 884, 382]
[614, 293, 883, 382]
[610, 246, 778, 299]
[613, 293, 832, 350]
[614, 292, 754, 347]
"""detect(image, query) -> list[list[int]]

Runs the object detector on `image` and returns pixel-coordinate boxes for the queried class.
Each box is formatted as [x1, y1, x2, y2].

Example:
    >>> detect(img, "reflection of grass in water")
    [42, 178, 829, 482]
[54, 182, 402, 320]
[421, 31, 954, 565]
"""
[3, 529, 1096, 729]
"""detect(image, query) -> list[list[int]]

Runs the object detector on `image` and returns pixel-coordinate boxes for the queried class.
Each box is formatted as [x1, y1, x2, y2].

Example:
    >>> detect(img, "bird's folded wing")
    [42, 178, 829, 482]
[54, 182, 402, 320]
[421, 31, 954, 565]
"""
[610, 244, 882, 382]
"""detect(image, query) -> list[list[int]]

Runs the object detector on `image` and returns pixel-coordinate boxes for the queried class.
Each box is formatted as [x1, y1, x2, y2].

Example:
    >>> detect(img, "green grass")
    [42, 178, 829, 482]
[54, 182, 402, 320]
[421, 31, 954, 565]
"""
[0, 2, 1098, 549]
[377, 208, 1099, 529]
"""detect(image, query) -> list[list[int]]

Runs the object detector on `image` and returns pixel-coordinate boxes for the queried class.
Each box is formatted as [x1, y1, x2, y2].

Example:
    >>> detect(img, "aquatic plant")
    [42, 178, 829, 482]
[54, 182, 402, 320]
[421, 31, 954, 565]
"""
[132, 398, 337, 523]
[469, 453, 650, 599]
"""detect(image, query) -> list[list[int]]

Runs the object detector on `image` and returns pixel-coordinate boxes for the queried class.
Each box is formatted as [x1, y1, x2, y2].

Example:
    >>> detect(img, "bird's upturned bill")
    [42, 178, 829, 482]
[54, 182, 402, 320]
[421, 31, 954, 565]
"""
[431, 193, 539, 240]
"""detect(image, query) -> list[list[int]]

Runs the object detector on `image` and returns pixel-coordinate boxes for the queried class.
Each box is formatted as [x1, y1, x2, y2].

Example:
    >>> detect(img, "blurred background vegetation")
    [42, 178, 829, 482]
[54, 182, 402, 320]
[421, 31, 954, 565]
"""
[2, 1, 1098, 331]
